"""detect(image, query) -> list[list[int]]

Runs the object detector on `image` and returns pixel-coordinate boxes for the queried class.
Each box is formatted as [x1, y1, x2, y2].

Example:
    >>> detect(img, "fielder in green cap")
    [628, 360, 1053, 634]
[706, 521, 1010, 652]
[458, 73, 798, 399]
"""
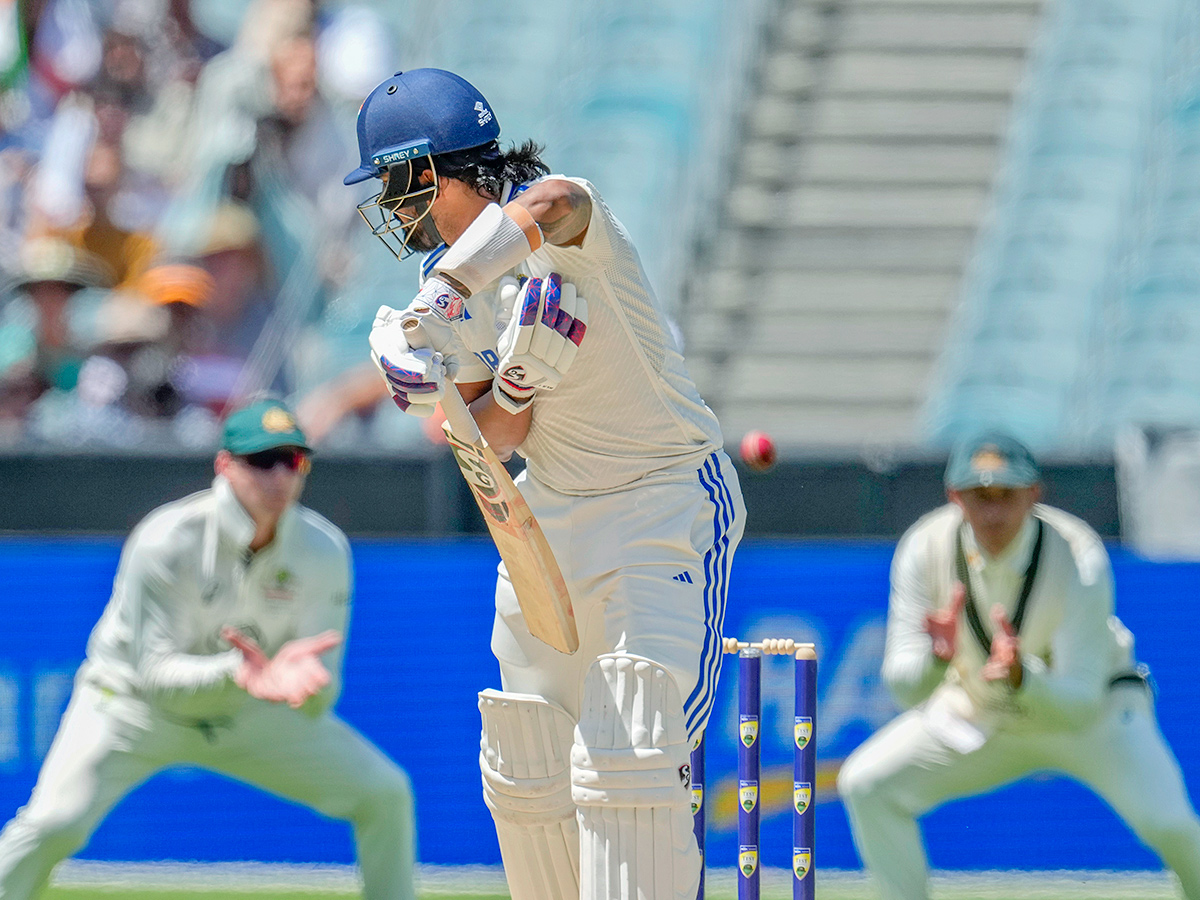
[0, 395, 418, 900]
[838, 429, 1200, 896]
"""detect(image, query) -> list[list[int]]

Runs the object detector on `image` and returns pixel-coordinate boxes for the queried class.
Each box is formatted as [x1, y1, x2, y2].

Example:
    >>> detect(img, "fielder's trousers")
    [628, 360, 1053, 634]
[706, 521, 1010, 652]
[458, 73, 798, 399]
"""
[839, 683, 1200, 900]
[0, 682, 416, 900]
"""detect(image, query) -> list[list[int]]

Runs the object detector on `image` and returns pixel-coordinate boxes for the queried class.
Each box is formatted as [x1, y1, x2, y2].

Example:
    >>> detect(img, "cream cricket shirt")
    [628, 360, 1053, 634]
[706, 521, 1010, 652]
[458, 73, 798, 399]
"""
[883, 503, 1135, 732]
[78, 476, 352, 721]
[516, 177, 724, 493]
[426, 178, 726, 495]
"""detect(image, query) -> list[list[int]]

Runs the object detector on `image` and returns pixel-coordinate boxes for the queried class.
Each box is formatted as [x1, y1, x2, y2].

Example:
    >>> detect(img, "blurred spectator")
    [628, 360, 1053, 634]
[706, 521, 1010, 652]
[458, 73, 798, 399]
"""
[61, 136, 159, 284]
[166, 199, 273, 412]
[0, 0, 404, 451]
[94, 261, 214, 420]
[0, 236, 112, 437]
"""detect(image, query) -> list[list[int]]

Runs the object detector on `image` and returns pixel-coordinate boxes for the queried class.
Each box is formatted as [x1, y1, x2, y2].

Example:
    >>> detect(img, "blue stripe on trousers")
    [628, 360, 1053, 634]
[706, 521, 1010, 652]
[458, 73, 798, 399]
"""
[684, 453, 736, 735]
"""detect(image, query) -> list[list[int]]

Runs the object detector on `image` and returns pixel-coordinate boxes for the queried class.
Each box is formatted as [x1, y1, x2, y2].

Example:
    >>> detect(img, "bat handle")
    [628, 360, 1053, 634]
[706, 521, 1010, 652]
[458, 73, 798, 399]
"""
[399, 316, 484, 444]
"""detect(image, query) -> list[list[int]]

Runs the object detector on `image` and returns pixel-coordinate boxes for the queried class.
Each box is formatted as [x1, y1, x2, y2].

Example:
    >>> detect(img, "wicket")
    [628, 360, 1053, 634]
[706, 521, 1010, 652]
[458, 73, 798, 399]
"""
[691, 638, 818, 900]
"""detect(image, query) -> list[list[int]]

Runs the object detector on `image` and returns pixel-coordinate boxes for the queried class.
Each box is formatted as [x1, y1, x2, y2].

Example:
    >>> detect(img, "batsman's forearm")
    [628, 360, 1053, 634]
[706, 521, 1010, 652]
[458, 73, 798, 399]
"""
[468, 387, 532, 460]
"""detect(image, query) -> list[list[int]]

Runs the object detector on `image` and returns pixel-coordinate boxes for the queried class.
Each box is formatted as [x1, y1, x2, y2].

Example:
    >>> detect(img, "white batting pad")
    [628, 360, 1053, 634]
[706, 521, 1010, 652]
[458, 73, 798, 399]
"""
[478, 689, 579, 900]
[572, 654, 700, 900]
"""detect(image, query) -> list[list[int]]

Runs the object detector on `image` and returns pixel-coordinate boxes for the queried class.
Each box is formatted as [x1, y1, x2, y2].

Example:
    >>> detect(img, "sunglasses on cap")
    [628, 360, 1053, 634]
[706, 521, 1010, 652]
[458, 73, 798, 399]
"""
[236, 447, 310, 473]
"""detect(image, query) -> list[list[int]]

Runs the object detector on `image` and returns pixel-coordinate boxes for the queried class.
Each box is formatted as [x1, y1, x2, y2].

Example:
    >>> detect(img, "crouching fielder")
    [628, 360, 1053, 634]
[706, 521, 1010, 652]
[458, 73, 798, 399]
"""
[838, 433, 1200, 900]
[345, 69, 745, 900]
[0, 399, 416, 900]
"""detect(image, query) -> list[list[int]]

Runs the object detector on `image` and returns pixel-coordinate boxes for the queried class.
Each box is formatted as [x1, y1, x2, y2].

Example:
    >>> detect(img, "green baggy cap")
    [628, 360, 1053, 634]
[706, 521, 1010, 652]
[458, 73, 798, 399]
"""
[945, 432, 1039, 490]
[222, 399, 311, 455]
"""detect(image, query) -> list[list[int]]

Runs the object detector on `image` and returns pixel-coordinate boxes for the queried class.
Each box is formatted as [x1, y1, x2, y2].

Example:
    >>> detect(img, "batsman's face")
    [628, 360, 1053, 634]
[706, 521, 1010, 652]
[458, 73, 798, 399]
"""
[378, 166, 443, 254]
[948, 484, 1041, 557]
[216, 449, 307, 526]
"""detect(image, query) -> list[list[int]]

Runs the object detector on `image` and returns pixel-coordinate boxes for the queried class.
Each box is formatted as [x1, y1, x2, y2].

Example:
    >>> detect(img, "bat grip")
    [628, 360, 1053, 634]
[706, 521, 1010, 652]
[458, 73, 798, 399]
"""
[399, 316, 484, 444]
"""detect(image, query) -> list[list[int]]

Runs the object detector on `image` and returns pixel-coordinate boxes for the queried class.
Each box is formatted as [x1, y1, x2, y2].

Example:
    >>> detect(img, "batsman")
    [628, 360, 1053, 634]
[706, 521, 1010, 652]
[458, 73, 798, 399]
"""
[345, 69, 746, 900]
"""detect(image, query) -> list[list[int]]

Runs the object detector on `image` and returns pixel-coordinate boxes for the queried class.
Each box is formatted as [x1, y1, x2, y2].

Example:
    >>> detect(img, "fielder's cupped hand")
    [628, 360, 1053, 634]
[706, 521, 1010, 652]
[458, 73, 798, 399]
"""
[495, 272, 587, 397]
[369, 305, 448, 417]
[926, 582, 966, 662]
[223, 627, 342, 709]
[982, 605, 1024, 689]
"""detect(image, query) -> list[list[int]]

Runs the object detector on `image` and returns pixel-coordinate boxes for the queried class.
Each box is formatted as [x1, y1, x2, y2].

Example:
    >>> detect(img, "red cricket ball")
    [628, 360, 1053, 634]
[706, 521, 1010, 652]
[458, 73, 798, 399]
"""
[739, 430, 777, 472]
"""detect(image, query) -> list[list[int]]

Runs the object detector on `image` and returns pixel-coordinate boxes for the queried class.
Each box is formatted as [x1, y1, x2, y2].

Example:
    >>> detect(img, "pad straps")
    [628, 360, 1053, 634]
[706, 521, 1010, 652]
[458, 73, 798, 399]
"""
[954, 517, 1045, 655]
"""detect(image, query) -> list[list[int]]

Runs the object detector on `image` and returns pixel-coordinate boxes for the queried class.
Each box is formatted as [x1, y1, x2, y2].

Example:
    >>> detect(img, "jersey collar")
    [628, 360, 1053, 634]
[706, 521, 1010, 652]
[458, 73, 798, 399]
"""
[212, 475, 257, 551]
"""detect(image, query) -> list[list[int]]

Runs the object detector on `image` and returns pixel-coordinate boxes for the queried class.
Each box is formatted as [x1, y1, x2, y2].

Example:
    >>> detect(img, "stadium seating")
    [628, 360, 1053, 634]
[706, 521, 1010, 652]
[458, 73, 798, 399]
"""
[685, 0, 1044, 449]
[924, 0, 1180, 452]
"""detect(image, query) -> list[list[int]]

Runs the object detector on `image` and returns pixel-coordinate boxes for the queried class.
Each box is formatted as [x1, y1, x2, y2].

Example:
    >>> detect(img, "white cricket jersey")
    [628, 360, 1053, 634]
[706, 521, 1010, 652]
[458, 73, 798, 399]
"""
[423, 178, 725, 494]
[79, 476, 352, 721]
[884, 503, 1135, 731]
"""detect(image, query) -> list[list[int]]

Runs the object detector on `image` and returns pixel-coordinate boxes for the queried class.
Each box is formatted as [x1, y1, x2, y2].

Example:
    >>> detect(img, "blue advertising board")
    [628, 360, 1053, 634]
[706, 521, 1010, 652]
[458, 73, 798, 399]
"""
[0, 536, 1196, 870]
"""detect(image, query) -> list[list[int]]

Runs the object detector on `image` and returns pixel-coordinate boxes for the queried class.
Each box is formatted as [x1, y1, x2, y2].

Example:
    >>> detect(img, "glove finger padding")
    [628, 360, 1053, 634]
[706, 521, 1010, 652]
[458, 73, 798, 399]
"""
[527, 274, 560, 365]
[368, 306, 446, 418]
[497, 273, 588, 392]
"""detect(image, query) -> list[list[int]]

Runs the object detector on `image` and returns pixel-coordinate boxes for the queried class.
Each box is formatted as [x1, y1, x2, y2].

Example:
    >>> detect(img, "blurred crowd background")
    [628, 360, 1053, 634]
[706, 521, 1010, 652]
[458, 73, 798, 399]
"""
[3, 0, 1200, 508]
[0, 0, 752, 455]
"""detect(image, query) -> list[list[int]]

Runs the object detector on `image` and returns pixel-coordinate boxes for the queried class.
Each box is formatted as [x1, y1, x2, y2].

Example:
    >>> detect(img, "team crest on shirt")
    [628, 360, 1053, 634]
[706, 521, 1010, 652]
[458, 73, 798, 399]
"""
[739, 715, 758, 747]
[793, 782, 812, 815]
[691, 785, 703, 815]
[793, 849, 812, 880]
[794, 716, 813, 749]
[263, 568, 296, 602]
[739, 781, 758, 812]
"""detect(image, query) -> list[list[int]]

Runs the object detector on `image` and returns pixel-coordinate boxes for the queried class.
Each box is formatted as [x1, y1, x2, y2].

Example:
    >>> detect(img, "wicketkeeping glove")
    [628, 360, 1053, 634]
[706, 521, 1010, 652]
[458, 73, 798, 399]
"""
[369, 305, 447, 417]
[493, 273, 587, 413]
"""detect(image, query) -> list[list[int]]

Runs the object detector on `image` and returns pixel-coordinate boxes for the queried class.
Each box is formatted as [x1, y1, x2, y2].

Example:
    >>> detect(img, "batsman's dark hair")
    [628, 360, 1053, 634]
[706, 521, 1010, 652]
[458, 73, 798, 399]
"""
[432, 139, 550, 197]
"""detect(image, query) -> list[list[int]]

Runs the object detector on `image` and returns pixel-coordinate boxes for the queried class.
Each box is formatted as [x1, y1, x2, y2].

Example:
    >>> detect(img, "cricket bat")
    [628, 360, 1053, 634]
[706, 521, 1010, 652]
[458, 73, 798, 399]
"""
[402, 316, 579, 654]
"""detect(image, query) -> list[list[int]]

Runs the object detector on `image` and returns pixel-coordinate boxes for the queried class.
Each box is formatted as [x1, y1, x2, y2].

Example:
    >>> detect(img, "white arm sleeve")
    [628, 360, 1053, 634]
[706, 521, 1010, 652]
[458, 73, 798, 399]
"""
[126, 540, 242, 699]
[882, 529, 950, 709]
[433, 202, 542, 296]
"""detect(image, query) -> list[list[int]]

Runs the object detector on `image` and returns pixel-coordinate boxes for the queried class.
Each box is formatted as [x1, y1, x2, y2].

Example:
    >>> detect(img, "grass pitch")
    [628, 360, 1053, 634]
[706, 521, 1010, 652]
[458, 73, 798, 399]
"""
[43, 863, 1182, 900]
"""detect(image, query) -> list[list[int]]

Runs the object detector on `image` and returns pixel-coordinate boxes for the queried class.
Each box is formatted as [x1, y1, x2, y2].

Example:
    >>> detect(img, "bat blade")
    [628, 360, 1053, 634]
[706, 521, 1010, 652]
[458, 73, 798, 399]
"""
[442, 421, 579, 654]
[397, 312, 578, 653]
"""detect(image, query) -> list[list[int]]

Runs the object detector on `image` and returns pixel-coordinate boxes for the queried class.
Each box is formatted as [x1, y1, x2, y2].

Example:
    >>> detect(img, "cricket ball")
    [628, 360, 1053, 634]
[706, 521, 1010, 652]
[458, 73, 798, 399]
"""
[739, 430, 777, 472]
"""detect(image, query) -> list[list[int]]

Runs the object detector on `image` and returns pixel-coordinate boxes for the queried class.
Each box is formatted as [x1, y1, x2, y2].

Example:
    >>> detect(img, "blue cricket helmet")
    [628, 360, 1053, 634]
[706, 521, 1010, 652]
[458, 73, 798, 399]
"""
[343, 68, 501, 186]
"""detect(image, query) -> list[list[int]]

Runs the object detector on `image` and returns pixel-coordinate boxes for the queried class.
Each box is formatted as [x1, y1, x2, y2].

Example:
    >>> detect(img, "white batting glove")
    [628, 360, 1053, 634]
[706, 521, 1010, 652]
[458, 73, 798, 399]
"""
[369, 305, 447, 418]
[406, 276, 499, 382]
[493, 273, 587, 413]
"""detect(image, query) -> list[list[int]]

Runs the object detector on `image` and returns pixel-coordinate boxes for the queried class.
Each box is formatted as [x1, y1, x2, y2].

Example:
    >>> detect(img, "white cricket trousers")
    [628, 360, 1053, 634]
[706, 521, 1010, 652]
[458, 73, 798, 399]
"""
[0, 681, 416, 900]
[489, 452, 743, 900]
[838, 684, 1200, 900]
[491, 452, 745, 727]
